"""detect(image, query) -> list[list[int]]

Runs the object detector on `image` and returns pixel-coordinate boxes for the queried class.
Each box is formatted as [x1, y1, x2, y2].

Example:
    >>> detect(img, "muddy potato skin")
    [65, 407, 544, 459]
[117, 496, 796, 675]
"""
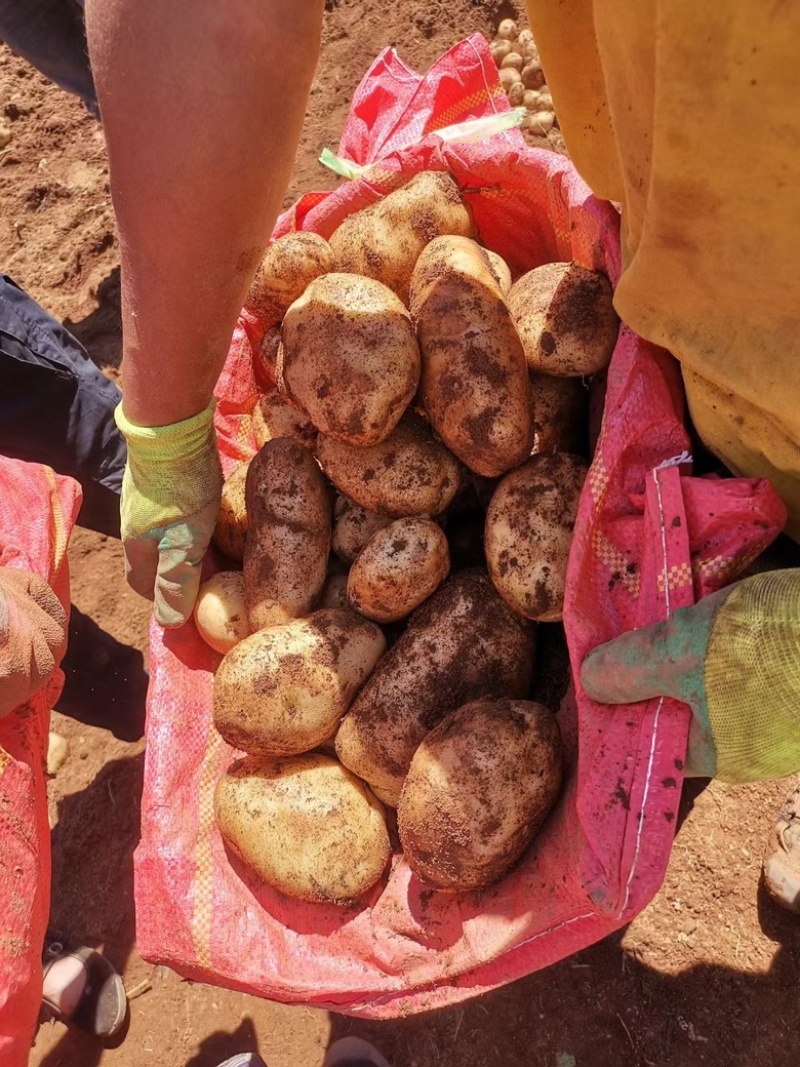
[528, 372, 588, 456]
[320, 571, 350, 610]
[213, 461, 249, 563]
[507, 262, 619, 377]
[335, 570, 536, 806]
[318, 413, 462, 519]
[332, 495, 393, 564]
[280, 273, 420, 446]
[398, 699, 563, 891]
[252, 387, 318, 451]
[244, 438, 332, 630]
[213, 607, 385, 755]
[253, 324, 282, 390]
[245, 232, 335, 327]
[484, 248, 513, 295]
[411, 236, 533, 478]
[485, 452, 588, 622]
[194, 571, 251, 654]
[214, 753, 390, 904]
[347, 518, 451, 623]
[329, 171, 476, 304]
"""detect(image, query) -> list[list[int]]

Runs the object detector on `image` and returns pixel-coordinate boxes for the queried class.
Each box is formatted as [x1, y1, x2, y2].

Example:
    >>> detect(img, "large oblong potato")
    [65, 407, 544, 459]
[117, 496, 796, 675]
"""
[252, 387, 318, 451]
[280, 273, 420, 446]
[318, 413, 462, 518]
[335, 570, 536, 806]
[398, 699, 563, 892]
[347, 517, 450, 623]
[245, 231, 335, 328]
[215, 753, 390, 904]
[411, 236, 533, 478]
[244, 438, 332, 630]
[213, 607, 385, 755]
[507, 262, 619, 377]
[332, 495, 393, 564]
[330, 171, 476, 304]
[485, 452, 588, 622]
[213, 461, 249, 563]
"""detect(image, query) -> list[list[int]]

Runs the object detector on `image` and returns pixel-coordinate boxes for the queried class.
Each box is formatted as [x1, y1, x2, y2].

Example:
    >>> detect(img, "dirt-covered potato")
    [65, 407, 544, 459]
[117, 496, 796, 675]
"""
[335, 570, 536, 806]
[398, 699, 563, 891]
[318, 413, 462, 519]
[194, 572, 251, 654]
[253, 324, 282, 391]
[252, 388, 318, 451]
[215, 753, 390, 904]
[332, 495, 393, 564]
[347, 518, 450, 623]
[411, 236, 533, 477]
[485, 248, 513, 295]
[244, 438, 332, 630]
[279, 273, 420, 446]
[245, 232, 335, 327]
[329, 171, 476, 304]
[528, 372, 588, 455]
[320, 571, 349, 610]
[213, 608, 385, 755]
[507, 262, 619, 377]
[213, 461, 249, 563]
[485, 452, 588, 622]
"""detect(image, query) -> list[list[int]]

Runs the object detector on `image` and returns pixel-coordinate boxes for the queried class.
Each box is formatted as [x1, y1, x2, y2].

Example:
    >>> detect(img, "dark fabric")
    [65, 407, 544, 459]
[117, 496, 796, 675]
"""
[0, 275, 124, 537]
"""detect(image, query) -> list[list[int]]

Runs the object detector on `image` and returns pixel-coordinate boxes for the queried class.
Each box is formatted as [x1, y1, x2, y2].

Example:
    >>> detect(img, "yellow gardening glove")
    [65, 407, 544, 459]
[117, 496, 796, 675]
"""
[114, 402, 222, 628]
[0, 568, 67, 717]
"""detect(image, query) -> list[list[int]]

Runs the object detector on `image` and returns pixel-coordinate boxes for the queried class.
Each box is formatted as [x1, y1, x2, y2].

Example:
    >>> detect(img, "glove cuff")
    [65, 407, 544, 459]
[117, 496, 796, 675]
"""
[114, 401, 216, 462]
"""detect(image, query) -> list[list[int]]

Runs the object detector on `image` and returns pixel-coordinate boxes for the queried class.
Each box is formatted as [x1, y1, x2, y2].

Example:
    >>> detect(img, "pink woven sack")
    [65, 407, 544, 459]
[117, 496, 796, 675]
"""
[134, 36, 786, 1017]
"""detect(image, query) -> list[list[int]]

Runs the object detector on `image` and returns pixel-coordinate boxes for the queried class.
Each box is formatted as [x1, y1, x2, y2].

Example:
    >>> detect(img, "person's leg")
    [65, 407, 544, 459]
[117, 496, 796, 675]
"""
[763, 778, 800, 913]
[0, 275, 125, 537]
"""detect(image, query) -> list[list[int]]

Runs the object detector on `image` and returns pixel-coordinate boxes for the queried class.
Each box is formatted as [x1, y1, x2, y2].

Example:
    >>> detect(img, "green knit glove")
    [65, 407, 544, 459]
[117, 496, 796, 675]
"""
[581, 570, 800, 783]
[115, 402, 222, 628]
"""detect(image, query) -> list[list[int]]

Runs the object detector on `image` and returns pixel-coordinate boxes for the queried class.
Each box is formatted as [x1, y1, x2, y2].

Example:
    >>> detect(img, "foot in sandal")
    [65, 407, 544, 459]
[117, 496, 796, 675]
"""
[41, 930, 128, 1039]
[324, 1036, 392, 1067]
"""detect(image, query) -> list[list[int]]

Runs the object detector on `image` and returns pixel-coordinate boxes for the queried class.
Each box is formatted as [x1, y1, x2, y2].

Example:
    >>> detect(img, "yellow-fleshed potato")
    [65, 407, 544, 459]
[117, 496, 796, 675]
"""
[335, 570, 536, 806]
[252, 387, 318, 451]
[245, 232, 335, 328]
[347, 518, 451, 623]
[332, 495, 393, 564]
[485, 452, 588, 622]
[244, 438, 332, 630]
[213, 461, 249, 563]
[194, 572, 251, 654]
[215, 753, 390, 904]
[398, 698, 563, 891]
[411, 236, 533, 478]
[213, 607, 386, 755]
[329, 171, 476, 304]
[528, 372, 588, 455]
[318, 413, 463, 518]
[507, 262, 619, 377]
[279, 273, 420, 446]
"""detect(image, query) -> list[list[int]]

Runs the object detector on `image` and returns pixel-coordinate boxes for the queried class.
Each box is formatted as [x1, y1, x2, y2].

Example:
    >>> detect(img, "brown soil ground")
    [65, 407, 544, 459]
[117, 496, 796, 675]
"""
[0, 1, 797, 1065]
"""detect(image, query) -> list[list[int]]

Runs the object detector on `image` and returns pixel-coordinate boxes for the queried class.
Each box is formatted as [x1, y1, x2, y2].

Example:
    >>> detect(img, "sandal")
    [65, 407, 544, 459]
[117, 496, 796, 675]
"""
[762, 783, 800, 915]
[41, 930, 128, 1040]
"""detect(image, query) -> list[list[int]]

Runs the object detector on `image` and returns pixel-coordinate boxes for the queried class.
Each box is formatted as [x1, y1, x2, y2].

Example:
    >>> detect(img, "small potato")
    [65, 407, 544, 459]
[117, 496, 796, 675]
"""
[521, 62, 545, 90]
[244, 438, 332, 630]
[253, 324, 282, 390]
[499, 67, 522, 91]
[507, 81, 525, 107]
[194, 572, 251, 654]
[215, 753, 390, 904]
[529, 111, 555, 134]
[501, 51, 524, 72]
[497, 18, 517, 40]
[245, 232, 335, 328]
[516, 29, 535, 50]
[536, 89, 554, 111]
[213, 608, 385, 755]
[398, 699, 562, 892]
[348, 518, 450, 623]
[484, 248, 513, 295]
[213, 461, 249, 563]
[252, 388, 317, 451]
[490, 39, 513, 64]
[529, 372, 588, 455]
[523, 90, 540, 111]
[332, 495, 393, 564]
[280, 273, 420, 446]
[320, 571, 349, 610]
[318, 413, 462, 519]
[485, 452, 588, 621]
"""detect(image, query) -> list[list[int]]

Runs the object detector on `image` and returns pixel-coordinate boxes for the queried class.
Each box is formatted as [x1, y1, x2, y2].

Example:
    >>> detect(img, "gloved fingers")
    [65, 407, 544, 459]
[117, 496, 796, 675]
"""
[0, 569, 68, 716]
[580, 620, 678, 705]
[121, 534, 160, 603]
[152, 502, 219, 628]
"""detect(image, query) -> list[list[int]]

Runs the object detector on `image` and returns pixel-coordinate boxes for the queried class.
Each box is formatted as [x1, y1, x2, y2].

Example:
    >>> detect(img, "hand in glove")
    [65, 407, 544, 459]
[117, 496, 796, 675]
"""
[0, 568, 68, 717]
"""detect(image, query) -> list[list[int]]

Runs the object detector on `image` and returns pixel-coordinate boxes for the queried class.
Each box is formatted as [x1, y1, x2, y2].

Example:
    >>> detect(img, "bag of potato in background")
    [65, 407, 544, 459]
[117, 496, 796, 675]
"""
[134, 35, 786, 1016]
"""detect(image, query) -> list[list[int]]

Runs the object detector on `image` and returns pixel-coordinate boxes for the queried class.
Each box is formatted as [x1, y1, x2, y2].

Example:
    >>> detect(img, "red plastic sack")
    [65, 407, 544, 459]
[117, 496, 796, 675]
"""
[134, 36, 787, 1017]
[0, 458, 81, 1066]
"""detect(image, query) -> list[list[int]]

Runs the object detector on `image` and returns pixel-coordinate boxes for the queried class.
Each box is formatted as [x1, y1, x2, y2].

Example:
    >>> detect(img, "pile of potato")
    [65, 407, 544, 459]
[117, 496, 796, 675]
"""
[489, 18, 557, 139]
[199, 169, 619, 906]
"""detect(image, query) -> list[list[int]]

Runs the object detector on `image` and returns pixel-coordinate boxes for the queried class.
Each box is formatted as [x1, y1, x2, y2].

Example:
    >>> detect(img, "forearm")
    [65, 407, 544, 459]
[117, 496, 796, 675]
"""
[85, 0, 324, 426]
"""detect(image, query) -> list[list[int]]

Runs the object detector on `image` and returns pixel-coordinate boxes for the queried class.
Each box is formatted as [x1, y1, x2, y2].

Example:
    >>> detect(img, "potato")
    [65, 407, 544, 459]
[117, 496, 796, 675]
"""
[320, 571, 349, 610]
[497, 18, 517, 40]
[499, 67, 522, 91]
[411, 236, 533, 478]
[501, 51, 524, 72]
[244, 438, 332, 630]
[335, 570, 536, 806]
[347, 518, 450, 623]
[194, 572, 251, 654]
[485, 452, 588, 622]
[398, 699, 562, 891]
[530, 111, 555, 135]
[536, 89, 554, 111]
[484, 248, 513, 295]
[329, 171, 476, 304]
[507, 262, 619, 377]
[279, 273, 420, 447]
[507, 81, 525, 107]
[516, 29, 535, 51]
[319, 413, 462, 520]
[213, 461, 249, 563]
[529, 373, 588, 455]
[253, 324, 282, 390]
[490, 39, 513, 64]
[252, 387, 317, 451]
[521, 62, 545, 90]
[523, 89, 541, 111]
[213, 607, 385, 755]
[215, 753, 390, 904]
[332, 495, 393, 564]
[245, 232, 335, 328]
